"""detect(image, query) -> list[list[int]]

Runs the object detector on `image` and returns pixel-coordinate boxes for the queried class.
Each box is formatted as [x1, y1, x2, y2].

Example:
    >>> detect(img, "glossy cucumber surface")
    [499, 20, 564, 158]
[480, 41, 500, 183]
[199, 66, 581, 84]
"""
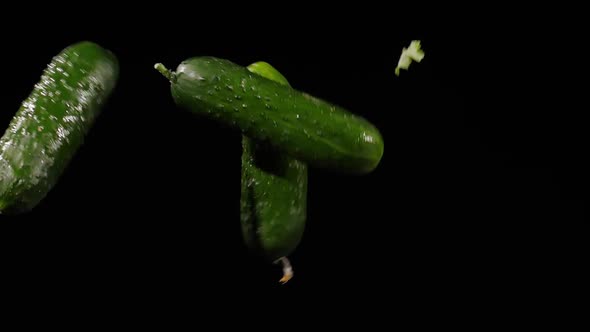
[155, 57, 384, 174]
[0, 41, 119, 214]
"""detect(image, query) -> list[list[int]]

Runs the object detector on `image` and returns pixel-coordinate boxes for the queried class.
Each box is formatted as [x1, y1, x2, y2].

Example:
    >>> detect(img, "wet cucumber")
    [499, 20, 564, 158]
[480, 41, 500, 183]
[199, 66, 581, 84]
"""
[241, 62, 307, 283]
[154, 57, 384, 174]
[0, 41, 119, 214]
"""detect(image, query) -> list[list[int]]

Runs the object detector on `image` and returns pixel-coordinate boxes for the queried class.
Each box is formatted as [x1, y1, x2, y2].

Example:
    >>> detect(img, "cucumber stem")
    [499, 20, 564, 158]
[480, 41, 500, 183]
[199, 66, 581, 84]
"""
[154, 63, 176, 82]
[276, 256, 293, 284]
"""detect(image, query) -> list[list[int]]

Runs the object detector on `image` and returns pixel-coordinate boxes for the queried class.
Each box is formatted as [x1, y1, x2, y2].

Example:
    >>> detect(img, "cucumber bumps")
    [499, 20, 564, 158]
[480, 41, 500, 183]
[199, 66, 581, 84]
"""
[241, 62, 307, 283]
[0, 41, 119, 214]
[154, 57, 384, 174]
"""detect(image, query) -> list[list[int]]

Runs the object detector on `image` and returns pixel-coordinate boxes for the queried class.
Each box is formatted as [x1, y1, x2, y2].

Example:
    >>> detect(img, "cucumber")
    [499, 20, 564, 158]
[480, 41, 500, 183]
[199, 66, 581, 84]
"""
[241, 61, 307, 283]
[154, 57, 384, 174]
[0, 41, 119, 214]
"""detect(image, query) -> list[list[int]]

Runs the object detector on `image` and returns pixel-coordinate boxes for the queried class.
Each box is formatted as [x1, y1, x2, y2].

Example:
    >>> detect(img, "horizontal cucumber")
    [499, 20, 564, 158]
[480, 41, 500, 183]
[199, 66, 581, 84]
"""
[241, 61, 307, 283]
[154, 57, 384, 174]
[0, 41, 119, 214]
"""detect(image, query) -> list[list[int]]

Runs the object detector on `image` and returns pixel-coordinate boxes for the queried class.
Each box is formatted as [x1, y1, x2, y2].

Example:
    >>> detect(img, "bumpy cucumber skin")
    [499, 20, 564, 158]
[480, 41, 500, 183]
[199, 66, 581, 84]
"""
[241, 62, 307, 262]
[168, 56, 384, 174]
[0, 41, 119, 214]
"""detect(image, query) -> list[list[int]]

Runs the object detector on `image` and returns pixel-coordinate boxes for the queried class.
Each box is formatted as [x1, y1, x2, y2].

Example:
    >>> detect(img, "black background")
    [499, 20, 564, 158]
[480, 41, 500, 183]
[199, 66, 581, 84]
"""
[0, 11, 586, 315]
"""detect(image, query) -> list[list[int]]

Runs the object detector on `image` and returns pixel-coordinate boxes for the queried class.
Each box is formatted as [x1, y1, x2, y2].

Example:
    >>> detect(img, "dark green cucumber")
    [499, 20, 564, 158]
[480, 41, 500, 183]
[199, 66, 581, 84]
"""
[241, 61, 307, 283]
[0, 41, 119, 214]
[154, 57, 384, 174]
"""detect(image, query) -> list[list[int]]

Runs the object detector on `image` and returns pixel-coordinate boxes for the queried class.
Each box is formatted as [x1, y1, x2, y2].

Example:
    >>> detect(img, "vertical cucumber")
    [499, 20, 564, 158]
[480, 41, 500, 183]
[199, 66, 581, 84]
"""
[0, 41, 119, 214]
[241, 62, 307, 283]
